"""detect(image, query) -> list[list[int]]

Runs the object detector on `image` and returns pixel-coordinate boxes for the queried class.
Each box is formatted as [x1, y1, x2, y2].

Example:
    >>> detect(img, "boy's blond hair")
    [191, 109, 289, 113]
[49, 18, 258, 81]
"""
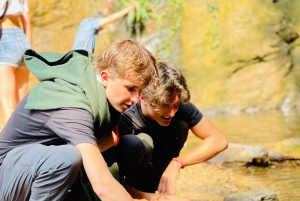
[141, 62, 190, 108]
[93, 40, 157, 88]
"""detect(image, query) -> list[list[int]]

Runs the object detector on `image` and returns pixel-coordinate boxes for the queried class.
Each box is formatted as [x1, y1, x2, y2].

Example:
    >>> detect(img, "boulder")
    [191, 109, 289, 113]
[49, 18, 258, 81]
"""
[208, 143, 268, 164]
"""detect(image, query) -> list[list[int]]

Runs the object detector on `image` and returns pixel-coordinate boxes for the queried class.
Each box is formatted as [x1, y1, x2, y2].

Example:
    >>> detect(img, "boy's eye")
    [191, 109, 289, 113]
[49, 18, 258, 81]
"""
[127, 86, 138, 92]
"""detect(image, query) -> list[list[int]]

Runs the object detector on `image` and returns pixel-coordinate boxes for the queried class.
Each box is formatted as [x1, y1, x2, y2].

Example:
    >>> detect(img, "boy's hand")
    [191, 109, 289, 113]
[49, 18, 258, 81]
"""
[158, 160, 182, 195]
[106, 0, 113, 10]
[127, 1, 137, 9]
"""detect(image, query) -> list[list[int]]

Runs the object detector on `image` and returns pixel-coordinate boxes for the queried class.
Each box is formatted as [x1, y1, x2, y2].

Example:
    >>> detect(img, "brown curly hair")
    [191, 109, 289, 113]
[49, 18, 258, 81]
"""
[141, 62, 190, 108]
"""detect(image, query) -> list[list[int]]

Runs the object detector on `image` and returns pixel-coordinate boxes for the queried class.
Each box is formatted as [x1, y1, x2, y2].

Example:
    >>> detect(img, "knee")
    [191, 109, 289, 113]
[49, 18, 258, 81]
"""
[119, 135, 145, 152]
[136, 133, 153, 157]
[54, 145, 82, 174]
[116, 134, 153, 162]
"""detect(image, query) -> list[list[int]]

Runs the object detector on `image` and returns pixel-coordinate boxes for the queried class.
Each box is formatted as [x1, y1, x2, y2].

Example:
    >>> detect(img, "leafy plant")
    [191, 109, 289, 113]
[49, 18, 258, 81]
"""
[120, 0, 160, 36]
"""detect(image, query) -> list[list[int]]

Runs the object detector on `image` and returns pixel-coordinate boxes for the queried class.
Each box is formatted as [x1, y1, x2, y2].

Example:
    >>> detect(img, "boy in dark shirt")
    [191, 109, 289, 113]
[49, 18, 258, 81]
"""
[116, 62, 228, 199]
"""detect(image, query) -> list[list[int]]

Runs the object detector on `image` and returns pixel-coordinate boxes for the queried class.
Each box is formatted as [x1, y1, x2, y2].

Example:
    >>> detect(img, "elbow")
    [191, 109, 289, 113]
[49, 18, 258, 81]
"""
[220, 136, 228, 151]
[93, 186, 104, 198]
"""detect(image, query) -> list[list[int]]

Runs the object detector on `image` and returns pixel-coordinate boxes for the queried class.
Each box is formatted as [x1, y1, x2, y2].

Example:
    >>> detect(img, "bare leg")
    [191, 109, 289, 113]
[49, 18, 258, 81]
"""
[0, 65, 17, 125]
[15, 66, 30, 103]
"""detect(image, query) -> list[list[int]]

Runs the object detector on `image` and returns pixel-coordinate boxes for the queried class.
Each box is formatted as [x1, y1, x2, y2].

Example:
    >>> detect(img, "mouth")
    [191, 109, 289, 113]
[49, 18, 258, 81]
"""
[123, 103, 132, 109]
[162, 116, 172, 121]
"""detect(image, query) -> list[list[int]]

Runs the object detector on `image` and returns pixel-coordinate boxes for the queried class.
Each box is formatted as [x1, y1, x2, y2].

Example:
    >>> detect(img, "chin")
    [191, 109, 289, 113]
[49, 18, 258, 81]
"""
[119, 107, 127, 113]
[112, 105, 123, 113]
[117, 108, 125, 113]
[158, 121, 170, 126]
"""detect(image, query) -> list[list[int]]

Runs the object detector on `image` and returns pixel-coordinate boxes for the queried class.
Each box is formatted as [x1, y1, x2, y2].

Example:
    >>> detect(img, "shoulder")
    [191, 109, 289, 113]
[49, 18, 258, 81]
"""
[175, 101, 203, 126]
[178, 101, 200, 113]
[118, 103, 143, 133]
[123, 102, 140, 117]
[120, 103, 140, 125]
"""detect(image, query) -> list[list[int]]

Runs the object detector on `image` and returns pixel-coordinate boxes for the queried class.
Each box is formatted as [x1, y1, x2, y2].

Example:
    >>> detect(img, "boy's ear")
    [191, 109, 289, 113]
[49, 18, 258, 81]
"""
[100, 70, 109, 87]
[140, 95, 146, 104]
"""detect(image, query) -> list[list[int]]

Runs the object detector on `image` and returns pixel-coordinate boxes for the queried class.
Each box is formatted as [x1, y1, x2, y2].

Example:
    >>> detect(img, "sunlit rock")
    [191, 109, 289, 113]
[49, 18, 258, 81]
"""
[208, 143, 268, 164]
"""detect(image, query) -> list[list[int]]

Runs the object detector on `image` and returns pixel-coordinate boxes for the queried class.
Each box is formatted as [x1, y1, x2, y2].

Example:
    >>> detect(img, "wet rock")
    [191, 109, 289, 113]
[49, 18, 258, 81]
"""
[208, 143, 268, 164]
[245, 157, 269, 167]
[224, 189, 278, 201]
[268, 151, 283, 161]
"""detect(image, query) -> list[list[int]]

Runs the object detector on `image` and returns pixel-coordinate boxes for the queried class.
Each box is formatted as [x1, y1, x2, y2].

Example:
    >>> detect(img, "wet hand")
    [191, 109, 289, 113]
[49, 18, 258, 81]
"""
[157, 161, 182, 195]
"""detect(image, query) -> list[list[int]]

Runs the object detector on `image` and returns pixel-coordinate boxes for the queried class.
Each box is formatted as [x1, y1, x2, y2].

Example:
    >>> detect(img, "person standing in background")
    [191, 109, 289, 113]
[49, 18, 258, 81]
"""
[0, 0, 32, 126]
[72, 0, 137, 53]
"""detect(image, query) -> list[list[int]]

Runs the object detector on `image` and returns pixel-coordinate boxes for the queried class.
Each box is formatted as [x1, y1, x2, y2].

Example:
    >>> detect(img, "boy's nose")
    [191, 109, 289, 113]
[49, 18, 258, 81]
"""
[166, 108, 176, 117]
[131, 94, 140, 103]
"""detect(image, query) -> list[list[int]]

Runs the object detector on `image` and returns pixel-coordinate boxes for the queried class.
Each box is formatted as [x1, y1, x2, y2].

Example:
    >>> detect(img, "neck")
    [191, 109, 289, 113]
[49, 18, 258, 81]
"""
[140, 101, 153, 120]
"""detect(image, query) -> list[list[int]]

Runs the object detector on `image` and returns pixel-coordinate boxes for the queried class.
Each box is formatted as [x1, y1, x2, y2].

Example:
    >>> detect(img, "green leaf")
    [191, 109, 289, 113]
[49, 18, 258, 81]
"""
[135, 4, 142, 23]
[140, 8, 149, 19]
[126, 9, 135, 28]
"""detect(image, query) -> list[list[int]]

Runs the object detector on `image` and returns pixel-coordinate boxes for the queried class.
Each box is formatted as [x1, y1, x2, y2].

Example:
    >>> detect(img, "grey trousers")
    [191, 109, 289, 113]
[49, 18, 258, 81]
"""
[0, 144, 82, 201]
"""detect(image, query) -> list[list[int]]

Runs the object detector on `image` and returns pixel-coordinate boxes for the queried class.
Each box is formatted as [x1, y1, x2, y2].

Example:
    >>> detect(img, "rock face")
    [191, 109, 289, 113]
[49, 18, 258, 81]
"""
[180, 0, 300, 114]
[28, 0, 130, 54]
[27, 0, 300, 113]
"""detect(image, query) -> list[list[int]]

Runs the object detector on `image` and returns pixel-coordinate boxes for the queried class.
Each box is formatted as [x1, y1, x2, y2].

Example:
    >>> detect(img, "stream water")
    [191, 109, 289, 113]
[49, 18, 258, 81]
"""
[187, 109, 300, 201]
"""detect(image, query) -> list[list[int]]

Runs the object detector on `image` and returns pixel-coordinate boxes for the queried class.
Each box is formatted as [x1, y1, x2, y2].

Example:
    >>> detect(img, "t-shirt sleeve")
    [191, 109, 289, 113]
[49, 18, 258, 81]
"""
[45, 108, 97, 146]
[175, 101, 203, 127]
[118, 103, 144, 136]
[23, 0, 29, 13]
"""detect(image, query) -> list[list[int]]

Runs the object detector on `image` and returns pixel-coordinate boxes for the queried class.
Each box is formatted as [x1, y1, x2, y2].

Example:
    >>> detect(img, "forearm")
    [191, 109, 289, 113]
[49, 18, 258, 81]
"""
[98, 179, 133, 201]
[100, 3, 136, 27]
[178, 136, 227, 166]
[123, 184, 153, 200]
[175, 116, 228, 167]
[76, 143, 133, 201]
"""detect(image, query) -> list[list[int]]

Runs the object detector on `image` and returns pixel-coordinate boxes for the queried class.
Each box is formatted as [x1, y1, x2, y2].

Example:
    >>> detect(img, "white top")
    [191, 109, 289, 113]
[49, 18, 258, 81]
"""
[0, 0, 29, 17]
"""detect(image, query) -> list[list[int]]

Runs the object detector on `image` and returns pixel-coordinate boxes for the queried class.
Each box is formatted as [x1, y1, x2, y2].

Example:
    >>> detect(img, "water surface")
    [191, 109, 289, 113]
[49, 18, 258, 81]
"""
[185, 109, 300, 201]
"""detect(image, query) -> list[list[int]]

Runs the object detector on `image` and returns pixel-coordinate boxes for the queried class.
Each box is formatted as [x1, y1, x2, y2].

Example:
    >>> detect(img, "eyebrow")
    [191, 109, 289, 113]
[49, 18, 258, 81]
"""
[163, 101, 180, 106]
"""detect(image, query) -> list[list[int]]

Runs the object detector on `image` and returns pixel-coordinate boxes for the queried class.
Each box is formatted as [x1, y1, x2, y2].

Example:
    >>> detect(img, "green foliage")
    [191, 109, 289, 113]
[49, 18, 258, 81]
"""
[120, 0, 159, 36]
[206, 0, 219, 50]
[156, 0, 185, 61]
[117, 0, 185, 60]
